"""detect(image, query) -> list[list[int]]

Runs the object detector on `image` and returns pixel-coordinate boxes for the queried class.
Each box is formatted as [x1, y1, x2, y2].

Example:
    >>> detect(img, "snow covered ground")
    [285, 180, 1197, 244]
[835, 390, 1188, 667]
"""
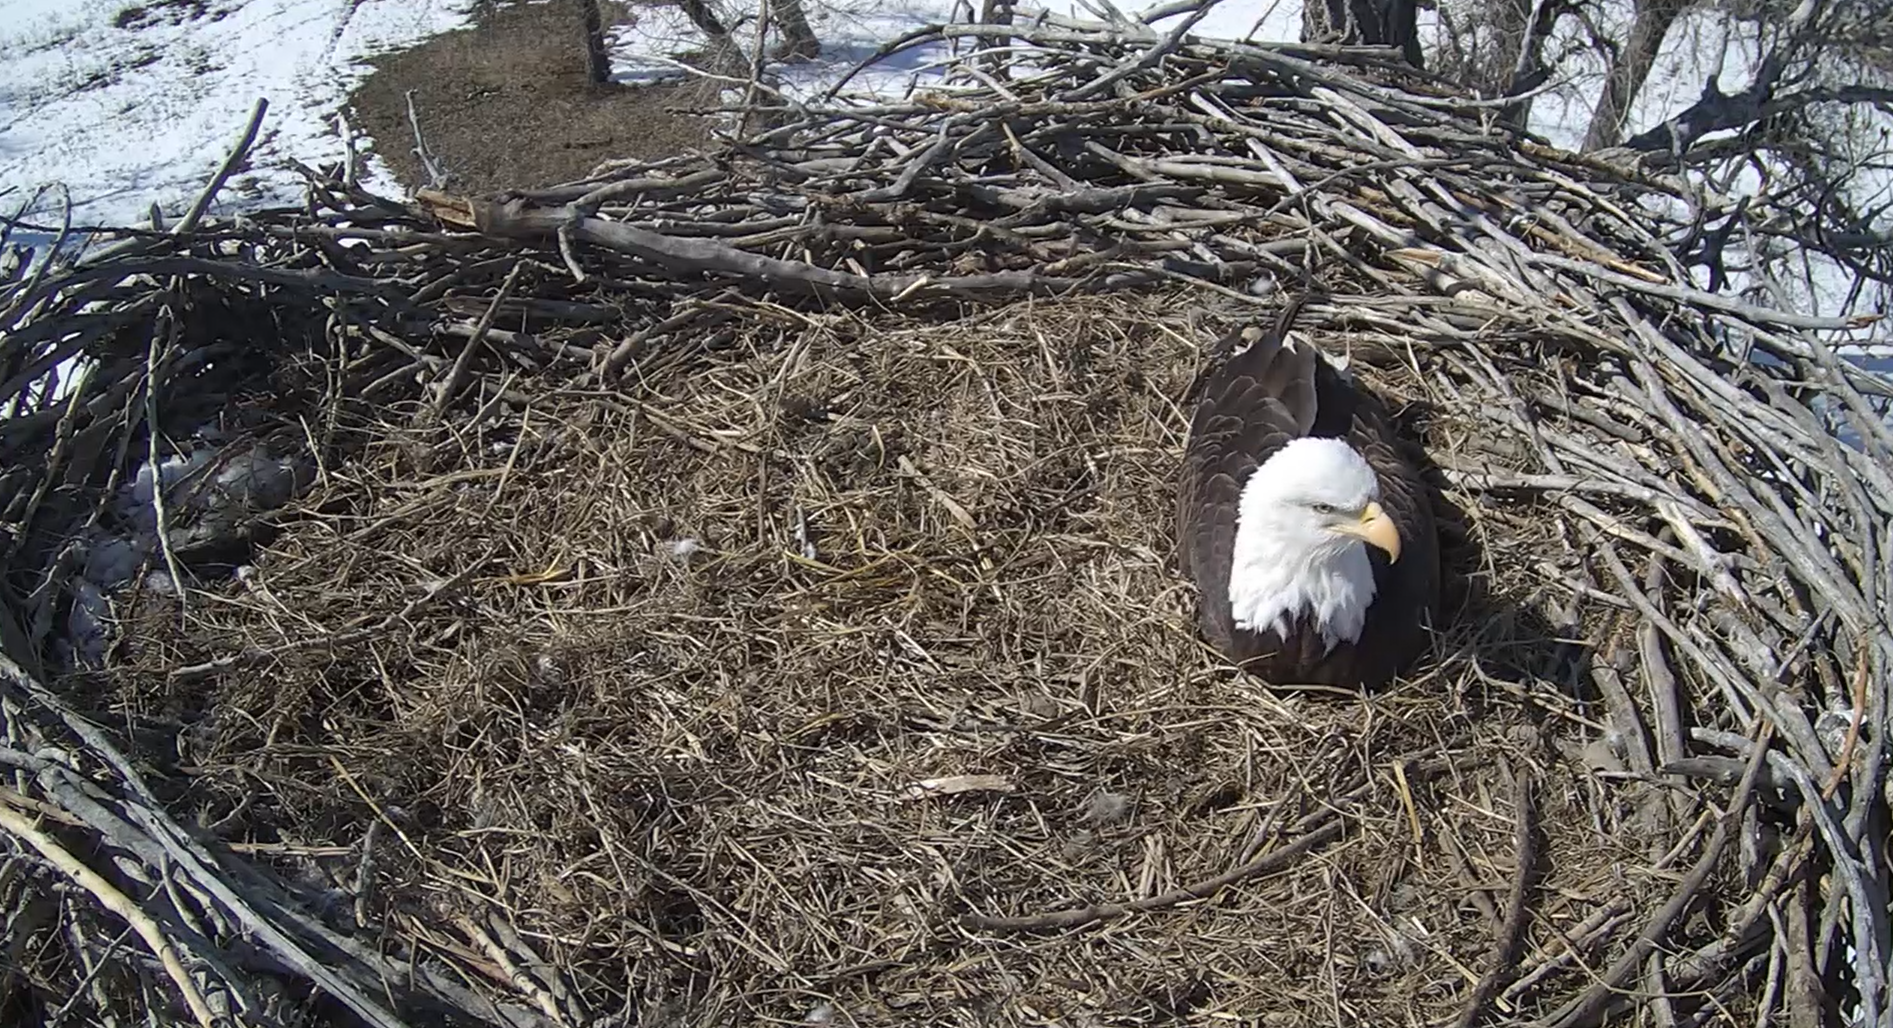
[0, 0, 473, 231]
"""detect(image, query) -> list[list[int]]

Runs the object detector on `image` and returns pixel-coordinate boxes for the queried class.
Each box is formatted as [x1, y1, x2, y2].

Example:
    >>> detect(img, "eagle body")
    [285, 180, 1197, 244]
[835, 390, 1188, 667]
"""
[1176, 297, 1441, 690]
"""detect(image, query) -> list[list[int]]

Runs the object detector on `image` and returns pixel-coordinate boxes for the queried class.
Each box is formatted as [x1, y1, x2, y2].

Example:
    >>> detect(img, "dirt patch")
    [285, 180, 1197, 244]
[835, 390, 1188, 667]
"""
[349, 0, 717, 196]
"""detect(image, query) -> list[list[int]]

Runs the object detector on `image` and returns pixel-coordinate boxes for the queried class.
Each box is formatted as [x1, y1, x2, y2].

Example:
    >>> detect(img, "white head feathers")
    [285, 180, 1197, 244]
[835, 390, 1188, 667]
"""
[1227, 437, 1398, 652]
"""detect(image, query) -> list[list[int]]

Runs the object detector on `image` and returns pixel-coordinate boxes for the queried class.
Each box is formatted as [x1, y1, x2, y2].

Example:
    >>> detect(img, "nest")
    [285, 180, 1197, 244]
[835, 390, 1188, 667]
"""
[2, 11, 1889, 1028]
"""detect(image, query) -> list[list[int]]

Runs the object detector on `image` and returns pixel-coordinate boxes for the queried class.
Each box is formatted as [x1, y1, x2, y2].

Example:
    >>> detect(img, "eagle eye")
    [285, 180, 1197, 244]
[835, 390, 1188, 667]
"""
[1311, 502, 1338, 515]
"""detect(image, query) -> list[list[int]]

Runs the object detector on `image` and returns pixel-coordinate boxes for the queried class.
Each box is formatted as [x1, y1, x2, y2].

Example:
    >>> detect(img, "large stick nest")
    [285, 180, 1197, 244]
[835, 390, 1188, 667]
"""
[2, 10, 1890, 1028]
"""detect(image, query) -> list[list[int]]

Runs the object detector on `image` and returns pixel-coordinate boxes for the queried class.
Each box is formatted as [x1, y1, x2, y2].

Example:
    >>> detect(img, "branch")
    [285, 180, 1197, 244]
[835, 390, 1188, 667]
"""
[1542, 722, 1774, 1028]
[1453, 774, 1539, 1028]
[0, 802, 218, 1028]
[1629, 82, 1893, 155]
[405, 89, 451, 190]
[175, 97, 267, 235]
[415, 189, 1133, 300]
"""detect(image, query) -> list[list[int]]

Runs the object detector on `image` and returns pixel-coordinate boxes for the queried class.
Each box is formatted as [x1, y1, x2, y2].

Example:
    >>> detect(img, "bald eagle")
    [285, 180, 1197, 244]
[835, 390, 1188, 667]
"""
[1176, 295, 1441, 690]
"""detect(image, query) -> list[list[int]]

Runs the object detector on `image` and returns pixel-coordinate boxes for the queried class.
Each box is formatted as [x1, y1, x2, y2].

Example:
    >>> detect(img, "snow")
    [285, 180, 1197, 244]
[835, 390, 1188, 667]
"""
[0, 0, 474, 231]
[0, 0, 1305, 241]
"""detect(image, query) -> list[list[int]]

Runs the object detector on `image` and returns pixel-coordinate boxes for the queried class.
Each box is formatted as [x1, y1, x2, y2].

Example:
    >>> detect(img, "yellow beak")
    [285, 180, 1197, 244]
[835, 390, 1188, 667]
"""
[1334, 501, 1401, 563]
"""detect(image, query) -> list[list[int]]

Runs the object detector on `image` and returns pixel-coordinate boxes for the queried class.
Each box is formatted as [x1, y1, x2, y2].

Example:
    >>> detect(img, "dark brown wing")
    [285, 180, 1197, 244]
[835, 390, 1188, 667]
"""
[1176, 297, 1317, 659]
[1177, 300, 1442, 690]
[1307, 359, 1442, 687]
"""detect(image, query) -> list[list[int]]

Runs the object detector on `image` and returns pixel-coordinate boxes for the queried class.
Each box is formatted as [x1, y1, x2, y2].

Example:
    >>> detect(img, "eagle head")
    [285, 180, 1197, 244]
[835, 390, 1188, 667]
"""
[1229, 437, 1402, 649]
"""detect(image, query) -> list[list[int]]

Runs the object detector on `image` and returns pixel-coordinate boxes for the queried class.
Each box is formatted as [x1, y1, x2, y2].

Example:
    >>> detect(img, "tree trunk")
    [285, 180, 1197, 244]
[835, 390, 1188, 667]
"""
[978, 0, 1014, 78]
[771, 0, 820, 61]
[1498, 0, 1569, 131]
[1300, 0, 1424, 68]
[675, 0, 749, 77]
[1581, 0, 1688, 150]
[578, 0, 611, 84]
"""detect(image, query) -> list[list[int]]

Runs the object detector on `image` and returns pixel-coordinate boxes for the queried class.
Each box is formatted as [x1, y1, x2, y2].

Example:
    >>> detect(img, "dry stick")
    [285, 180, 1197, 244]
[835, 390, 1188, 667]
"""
[0, 802, 217, 1028]
[1784, 872, 1824, 1028]
[416, 190, 1101, 300]
[351, 821, 380, 930]
[39, 98, 258, 273]
[1643, 952, 1679, 1028]
[1819, 637, 1870, 802]
[1587, 640, 1658, 776]
[18, 747, 426, 1028]
[49, 924, 138, 1025]
[430, 262, 524, 422]
[132, 99, 272, 621]
[484, 914, 584, 1022]
[1690, 726, 1891, 1018]
[738, 0, 772, 139]
[557, 169, 726, 211]
[0, 185, 74, 323]
[449, 913, 568, 1028]
[405, 89, 450, 190]
[48, 98, 273, 452]
[144, 305, 189, 621]
[554, 223, 585, 283]
[2, 359, 94, 564]
[1062, 0, 1209, 102]
[1664, 820, 1816, 991]
[1542, 720, 1774, 1028]
[1454, 773, 1538, 1028]
[1503, 899, 1634, 1007]
[175, 97, 268, 236]
[1441, 468, 1715, 512]
[1639, 547, 1687, 776]
[963, 816, 1344, 932]
[599, 303, 736, 381]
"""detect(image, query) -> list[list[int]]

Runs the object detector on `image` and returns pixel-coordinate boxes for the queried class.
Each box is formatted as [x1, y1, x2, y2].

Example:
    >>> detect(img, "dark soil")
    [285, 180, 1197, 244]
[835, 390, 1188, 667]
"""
[348, 0, 718, 196]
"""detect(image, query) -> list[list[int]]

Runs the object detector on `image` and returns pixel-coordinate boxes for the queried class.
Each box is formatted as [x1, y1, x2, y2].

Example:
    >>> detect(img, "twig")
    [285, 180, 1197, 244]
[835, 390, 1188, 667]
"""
[1454, 773, 1538, 1028]
[429, 262, 524, 422]
[1819, 636, 1869, 801]
[175, 97, 268, 236]
[144, 305, 189, 619]
[405, 89, 451, 190]
[1502, 899, 1633, 1006]
[449, 913, 568, 1027]
[1542, 721, 1774, 1028]
[0, 803, 217, 1028]
[963, 816, 1344, 932]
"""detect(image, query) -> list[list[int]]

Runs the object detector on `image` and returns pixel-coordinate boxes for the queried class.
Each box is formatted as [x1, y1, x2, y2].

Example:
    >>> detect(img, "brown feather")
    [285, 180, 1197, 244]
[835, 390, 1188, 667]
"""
[1176, 298, 1441, 690]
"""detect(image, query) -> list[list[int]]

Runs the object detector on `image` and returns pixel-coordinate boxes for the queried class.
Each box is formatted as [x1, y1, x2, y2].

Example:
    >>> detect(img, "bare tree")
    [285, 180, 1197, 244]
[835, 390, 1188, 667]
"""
[771, 0, 820, 61]
[1420, 0, 1891, 329]
[1616, 0, 1891, 155]
[674, 0, 820, 72]
[1510, 0, 1893, 329]
[579, 0, 611, 84]
[1429, 0, 1579, 129]
[1579, 0, 1690, 149]
[1301, 0, 1424, 67]
[675, 0, 752, 76]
